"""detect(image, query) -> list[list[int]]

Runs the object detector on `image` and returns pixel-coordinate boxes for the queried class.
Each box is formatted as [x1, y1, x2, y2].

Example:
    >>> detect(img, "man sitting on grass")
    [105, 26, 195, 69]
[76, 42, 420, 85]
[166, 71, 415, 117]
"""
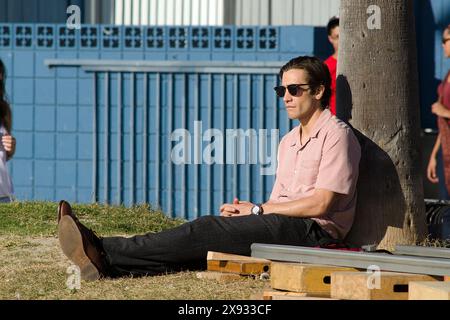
[57, 56, 361, 281]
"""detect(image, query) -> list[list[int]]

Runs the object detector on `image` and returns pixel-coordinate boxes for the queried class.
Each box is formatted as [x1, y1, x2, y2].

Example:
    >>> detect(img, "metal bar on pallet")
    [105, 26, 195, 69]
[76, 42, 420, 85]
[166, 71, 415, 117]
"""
[251, 243, 450, 277]
[394, 245, 450, 259]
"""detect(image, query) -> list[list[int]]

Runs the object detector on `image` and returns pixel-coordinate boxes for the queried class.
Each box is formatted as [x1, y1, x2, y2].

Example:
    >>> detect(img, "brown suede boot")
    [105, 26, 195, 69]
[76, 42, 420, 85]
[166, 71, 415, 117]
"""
[57, 200, 75, 223]
[57, 201, 108, 281]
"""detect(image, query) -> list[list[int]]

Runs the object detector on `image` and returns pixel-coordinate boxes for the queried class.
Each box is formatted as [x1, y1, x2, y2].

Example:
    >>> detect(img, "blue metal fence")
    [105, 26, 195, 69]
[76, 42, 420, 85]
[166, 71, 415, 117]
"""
[0, 21, 449, 219]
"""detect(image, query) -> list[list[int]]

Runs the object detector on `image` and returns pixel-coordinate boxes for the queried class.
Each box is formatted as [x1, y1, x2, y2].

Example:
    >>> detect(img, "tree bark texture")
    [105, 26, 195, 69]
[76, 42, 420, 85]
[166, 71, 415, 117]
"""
[337, 0, 427, 250]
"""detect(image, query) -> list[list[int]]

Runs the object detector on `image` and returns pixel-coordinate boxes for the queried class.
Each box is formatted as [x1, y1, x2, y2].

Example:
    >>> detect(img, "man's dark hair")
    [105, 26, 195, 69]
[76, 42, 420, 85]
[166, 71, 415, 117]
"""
[279, 56, 332, 109]
[327, 16, 340, 35]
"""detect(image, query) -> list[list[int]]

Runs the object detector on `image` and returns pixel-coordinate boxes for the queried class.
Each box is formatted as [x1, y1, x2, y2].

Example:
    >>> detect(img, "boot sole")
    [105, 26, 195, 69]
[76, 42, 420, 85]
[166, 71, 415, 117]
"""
[58, 215, 101, 282]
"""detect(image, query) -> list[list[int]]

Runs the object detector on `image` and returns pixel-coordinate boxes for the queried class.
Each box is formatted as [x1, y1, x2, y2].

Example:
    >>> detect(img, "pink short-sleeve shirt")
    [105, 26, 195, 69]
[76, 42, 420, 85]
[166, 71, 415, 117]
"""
[269, 109, 361, 239]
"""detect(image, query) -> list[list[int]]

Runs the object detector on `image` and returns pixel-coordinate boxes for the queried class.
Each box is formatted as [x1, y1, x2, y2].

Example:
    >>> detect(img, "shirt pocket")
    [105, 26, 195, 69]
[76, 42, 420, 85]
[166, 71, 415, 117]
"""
[298, 159, 320, 186]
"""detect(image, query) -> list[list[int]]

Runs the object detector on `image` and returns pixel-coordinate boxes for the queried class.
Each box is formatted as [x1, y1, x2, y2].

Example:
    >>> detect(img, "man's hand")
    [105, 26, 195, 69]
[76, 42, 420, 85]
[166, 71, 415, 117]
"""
[1, 134, 16, 159]
[220, 198, 255, 217]
[432, 102, 450, 118]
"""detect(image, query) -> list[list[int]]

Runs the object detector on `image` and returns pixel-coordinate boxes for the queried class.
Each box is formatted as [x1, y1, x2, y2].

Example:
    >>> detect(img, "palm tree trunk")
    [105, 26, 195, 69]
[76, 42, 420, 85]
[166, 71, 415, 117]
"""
[338, 0, 427, 250]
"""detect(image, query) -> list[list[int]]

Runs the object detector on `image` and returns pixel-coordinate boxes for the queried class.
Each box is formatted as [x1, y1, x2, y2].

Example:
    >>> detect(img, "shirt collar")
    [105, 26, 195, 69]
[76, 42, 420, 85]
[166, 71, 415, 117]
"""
[290, 109, 333, 147]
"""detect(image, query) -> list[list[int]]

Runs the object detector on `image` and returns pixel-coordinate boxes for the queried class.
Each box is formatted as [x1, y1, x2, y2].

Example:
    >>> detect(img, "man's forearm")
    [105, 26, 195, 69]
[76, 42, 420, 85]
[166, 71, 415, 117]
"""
[262, 194, 328, 218]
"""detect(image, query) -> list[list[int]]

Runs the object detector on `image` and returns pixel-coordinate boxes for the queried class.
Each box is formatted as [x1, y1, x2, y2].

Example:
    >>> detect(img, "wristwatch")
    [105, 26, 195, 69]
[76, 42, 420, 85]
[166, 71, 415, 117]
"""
[251, 204, 264, 215]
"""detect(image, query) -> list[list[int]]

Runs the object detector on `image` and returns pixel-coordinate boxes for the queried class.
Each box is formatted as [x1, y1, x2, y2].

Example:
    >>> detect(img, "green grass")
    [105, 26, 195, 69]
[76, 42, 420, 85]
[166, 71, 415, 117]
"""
[0, 201, 186, 236]
[0, 201, 268, 300]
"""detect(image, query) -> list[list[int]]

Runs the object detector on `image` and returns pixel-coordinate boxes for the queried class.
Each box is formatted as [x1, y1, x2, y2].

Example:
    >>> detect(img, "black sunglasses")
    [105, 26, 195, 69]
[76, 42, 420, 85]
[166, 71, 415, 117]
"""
[274, 84, 310, 98]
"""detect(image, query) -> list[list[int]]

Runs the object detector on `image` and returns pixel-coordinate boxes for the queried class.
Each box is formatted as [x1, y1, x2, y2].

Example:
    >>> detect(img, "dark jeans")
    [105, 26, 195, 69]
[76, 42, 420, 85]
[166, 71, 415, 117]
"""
[101, 214, 335, 278]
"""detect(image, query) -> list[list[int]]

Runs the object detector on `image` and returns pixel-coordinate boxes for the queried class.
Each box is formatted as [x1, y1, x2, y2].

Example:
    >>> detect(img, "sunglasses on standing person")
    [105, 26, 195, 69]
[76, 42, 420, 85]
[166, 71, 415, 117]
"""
[274, 84, 310, 98]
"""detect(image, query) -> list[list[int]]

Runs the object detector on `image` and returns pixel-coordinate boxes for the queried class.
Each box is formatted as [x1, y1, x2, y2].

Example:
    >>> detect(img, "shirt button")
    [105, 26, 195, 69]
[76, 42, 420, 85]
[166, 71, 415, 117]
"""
[294, 170, 297, 174]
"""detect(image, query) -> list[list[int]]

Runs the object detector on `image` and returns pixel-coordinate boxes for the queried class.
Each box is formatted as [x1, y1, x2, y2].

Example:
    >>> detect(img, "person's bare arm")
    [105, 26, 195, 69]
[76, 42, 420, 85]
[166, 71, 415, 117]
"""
[427, 134, 441, 183]
[430, 133, 441, 160]
[220, 189, 341, 218]
[261, 189, 340, 218]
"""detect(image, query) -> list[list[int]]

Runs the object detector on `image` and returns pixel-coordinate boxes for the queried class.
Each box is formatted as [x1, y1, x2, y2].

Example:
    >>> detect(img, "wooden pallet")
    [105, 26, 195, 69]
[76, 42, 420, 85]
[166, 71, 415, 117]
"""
[409, 281, 450, 300]
[207, 251, 270, 263]
[206, 251, 271, 276]
[270, 262, 358, 297]
[331, 271, 438, 300]
[263, 290, 338, 300]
